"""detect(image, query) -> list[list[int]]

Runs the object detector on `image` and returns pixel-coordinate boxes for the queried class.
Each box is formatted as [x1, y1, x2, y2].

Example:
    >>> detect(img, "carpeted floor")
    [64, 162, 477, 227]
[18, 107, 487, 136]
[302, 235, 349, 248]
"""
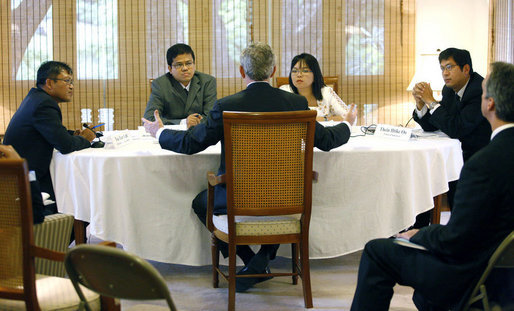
[119, 250, 416, 311]
[113, 212, 450, 310]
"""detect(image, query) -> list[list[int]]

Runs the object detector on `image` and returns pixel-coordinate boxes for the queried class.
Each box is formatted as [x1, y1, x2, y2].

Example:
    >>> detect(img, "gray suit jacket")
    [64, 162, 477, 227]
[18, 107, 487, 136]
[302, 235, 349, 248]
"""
[144, 71, 217, 125]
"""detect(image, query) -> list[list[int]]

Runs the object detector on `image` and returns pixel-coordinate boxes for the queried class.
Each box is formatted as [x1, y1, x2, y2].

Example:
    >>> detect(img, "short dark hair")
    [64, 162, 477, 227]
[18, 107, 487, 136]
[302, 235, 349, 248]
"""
[486, 62, 514, 122]
[36, 61, 73, 87]
[166, 43, 195, 66]
[439, 48, 473, 74]
[288, 53, 326, 100]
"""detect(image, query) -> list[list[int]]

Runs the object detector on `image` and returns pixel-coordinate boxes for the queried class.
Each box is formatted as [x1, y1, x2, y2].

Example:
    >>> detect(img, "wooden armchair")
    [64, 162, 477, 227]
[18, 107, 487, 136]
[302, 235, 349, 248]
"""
[0, 157, 118, 311]
[207, 110, 317, 310]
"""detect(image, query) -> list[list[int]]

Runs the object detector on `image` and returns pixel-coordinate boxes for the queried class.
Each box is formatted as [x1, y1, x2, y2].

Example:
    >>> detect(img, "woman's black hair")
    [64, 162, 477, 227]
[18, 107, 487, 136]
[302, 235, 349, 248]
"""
[288, 53, 325, 100]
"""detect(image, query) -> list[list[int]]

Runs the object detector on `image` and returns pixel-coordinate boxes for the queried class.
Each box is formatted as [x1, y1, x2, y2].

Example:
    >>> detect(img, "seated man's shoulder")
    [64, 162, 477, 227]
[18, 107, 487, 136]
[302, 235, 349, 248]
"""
[194, 71, 216, 83]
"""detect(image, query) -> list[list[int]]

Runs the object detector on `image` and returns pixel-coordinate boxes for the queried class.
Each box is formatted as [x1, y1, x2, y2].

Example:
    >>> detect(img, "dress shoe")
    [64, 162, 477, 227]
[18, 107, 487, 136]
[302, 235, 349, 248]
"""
[235, 266, 273, 293]
[257, 266, 273, 283]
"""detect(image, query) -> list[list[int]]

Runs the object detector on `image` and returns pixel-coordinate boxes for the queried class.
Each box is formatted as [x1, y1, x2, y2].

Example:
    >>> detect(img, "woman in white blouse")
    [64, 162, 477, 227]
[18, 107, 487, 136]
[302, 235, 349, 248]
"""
[279, 53, 349, 121]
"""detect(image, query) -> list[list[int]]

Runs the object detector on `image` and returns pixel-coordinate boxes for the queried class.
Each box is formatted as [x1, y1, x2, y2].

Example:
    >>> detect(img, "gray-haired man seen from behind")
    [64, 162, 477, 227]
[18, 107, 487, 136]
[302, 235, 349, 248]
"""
[143, 42, 357, 292]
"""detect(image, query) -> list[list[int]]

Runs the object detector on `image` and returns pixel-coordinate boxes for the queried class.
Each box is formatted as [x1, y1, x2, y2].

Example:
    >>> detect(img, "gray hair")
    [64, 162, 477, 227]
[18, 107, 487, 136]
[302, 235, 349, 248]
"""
[240, 42, 275, 81]
[486, 62, 514, 122]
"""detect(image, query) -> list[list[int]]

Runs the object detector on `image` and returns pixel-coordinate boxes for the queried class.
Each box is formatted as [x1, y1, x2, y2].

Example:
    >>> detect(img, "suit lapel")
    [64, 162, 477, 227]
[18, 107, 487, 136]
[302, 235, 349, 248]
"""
[166, 73, 188, 105]
[184, 74, 199, 112]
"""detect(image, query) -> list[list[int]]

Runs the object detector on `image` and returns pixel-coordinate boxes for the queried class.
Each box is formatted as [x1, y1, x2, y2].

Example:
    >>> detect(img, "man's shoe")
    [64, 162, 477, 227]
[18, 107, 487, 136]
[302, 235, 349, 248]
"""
[235, 266, 273, 293]
[256, 266, 273, 283]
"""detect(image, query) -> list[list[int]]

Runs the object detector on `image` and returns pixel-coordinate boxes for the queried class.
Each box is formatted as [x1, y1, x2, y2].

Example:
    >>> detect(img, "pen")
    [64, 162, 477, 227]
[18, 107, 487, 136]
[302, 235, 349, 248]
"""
[91, 123, 105, 129]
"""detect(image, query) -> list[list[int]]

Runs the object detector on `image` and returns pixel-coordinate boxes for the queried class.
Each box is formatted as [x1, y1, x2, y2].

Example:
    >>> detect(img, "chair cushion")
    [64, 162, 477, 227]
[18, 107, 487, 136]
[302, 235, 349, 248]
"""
[0, 274, 100, 311]
[34, 213, 74, 277]
[213, 215, 301, 236]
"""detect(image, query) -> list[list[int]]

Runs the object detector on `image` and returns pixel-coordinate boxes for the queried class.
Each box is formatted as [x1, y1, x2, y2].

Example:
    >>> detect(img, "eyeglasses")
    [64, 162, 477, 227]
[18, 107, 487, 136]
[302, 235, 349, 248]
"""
[440, 64, 459, 72]
[171, 61, 194, 69]
[291, 69, 312, 75]
[53, 78, 74, 85]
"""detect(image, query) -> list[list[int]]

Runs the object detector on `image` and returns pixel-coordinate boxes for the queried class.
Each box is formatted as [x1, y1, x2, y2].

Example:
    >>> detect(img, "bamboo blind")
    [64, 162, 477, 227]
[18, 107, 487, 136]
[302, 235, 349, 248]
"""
[488, 0, 514, 64]
[0, 0, 505, 135]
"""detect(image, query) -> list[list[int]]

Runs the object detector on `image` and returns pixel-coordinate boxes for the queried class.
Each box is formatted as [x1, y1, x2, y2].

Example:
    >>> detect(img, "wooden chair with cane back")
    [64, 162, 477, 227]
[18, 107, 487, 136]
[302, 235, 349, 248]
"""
[206, 110, 318, 310]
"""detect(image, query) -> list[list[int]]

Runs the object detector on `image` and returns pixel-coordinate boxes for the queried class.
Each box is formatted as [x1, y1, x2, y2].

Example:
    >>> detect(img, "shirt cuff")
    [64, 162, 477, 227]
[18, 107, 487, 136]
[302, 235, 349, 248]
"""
[156, 127, 165, 141]
[415, 105, 428, 118]
[429, 103, 441, 114]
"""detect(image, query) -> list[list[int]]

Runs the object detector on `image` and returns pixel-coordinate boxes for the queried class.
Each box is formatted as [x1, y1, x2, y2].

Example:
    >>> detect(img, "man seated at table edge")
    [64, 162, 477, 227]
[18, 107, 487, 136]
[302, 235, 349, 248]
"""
[143, 43, 217, 128]
[350, 61, 514, 311]
[143, 42, 357, 293]
[3, 61, 95, 223]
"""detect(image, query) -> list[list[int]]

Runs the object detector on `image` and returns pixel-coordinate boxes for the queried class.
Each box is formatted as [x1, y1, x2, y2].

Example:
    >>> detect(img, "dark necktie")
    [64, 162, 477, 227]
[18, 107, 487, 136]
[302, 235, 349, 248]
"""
[184, 88, 189, 97]
[455, 93, 462, 109]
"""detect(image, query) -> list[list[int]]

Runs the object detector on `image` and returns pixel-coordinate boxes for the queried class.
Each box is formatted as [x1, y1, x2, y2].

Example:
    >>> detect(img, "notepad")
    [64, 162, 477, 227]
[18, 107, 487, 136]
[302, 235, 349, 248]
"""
[393, 237, 428, 251]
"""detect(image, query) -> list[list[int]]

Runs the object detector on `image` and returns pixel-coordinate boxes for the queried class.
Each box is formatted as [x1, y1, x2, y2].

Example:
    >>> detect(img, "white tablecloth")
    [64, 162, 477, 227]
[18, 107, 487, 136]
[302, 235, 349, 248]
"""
[50, 127, 463, 265]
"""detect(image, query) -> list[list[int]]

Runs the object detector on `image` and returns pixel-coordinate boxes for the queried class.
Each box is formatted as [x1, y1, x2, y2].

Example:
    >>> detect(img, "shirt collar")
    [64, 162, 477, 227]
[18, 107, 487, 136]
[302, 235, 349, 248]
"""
[246, 81, 270, 87]
[491, 123, 514, 140]
[182, 81, 191, 92]
[456, 77, 470, 99]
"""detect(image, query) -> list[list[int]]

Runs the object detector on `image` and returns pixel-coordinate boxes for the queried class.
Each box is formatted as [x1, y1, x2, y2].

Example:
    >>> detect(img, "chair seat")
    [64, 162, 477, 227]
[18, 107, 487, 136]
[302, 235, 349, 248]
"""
[0, 274, 100, 311]
[213, 214, 301, 236]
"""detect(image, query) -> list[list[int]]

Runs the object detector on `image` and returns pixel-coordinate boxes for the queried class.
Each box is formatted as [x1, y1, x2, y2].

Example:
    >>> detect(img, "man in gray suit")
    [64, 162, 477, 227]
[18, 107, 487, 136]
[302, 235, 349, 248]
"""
[144, 43, 217, 127]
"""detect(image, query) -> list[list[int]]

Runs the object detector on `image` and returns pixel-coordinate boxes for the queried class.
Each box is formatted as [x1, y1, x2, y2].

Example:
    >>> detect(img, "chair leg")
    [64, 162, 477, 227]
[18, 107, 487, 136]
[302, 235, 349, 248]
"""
[479, 285, 490, 311]
[300, 240, 313, 308]
[291, 243, 299, 285]
[228, 242, 237, 311]
[73, 219, 87, 244]
[211, 234, 220, 288]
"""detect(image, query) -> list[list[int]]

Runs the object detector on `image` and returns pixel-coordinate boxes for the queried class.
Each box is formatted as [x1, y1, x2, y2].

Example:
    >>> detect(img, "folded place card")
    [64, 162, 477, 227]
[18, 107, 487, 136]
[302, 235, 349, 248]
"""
[374, 124, 412, 141]
[110, 130, 131, 148]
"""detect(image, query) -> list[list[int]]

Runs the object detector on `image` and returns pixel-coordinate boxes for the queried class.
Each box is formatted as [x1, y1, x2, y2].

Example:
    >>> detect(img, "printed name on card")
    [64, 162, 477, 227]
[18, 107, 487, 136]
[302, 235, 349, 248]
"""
[374, 124, 412, 141]
[110, 131, 131, 148]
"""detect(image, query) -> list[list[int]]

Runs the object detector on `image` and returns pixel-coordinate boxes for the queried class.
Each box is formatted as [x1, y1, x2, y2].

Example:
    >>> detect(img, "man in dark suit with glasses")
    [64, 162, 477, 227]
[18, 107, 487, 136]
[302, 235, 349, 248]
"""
[410, 48, 491, 228]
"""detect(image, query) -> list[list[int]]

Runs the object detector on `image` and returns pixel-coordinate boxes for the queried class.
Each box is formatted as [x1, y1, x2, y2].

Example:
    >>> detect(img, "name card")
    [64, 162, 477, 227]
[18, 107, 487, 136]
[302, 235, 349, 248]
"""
[374, 124, 412, 141]
[110, 131, 131, 148]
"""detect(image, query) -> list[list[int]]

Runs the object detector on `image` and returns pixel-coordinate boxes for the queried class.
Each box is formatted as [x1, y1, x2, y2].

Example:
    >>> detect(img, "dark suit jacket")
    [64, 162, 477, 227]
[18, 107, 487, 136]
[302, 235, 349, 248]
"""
[159, 82, 351, 214]
[410, 126, 514, 308]
[3, 87, 91, 222]
[144, 71, 217, 125]
[413, 72, 491, 161]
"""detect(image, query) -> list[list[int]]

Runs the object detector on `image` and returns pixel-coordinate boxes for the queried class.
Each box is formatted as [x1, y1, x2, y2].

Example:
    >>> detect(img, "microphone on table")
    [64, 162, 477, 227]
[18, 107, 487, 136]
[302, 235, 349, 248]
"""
[83, 123, 105, 148]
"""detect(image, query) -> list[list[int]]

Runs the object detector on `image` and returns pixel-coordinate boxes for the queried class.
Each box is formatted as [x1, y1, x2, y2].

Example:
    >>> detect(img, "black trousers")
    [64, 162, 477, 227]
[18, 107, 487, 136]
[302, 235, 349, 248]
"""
[350, 238, 475, 311]
[192, 189, 279, 260]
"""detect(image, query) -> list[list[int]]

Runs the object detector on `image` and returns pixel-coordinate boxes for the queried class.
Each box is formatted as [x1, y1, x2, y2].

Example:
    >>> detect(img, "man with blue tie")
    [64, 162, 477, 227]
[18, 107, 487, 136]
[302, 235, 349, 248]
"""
[410, 48, 491, 227]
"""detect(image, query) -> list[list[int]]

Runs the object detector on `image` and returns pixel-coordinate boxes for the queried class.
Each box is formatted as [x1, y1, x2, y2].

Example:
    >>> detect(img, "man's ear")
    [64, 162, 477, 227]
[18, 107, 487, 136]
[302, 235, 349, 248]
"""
[168, 65, 173, 73]
[239, 65, 246, 79]
[462, 64, 471, 76]
[487, 97, 495, 112]
[44, 78, 54, 90]
[269, 65, 277, 78]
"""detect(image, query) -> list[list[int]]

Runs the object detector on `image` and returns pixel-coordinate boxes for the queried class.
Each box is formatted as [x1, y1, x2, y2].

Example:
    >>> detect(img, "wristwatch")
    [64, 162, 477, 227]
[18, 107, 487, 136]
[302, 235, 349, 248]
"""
[428, 101, 438, 110]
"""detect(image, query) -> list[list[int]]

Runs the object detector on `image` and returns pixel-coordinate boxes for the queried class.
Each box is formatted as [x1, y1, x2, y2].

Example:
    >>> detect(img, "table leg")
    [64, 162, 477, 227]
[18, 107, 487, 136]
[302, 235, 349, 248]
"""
[431, 195, 443, 224]
[73, 219, 87, 244]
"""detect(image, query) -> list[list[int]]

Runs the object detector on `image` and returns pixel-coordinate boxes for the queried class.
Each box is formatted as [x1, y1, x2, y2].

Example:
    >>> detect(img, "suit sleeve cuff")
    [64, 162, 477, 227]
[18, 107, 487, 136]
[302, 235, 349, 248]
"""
[156, 127, 165, 141]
